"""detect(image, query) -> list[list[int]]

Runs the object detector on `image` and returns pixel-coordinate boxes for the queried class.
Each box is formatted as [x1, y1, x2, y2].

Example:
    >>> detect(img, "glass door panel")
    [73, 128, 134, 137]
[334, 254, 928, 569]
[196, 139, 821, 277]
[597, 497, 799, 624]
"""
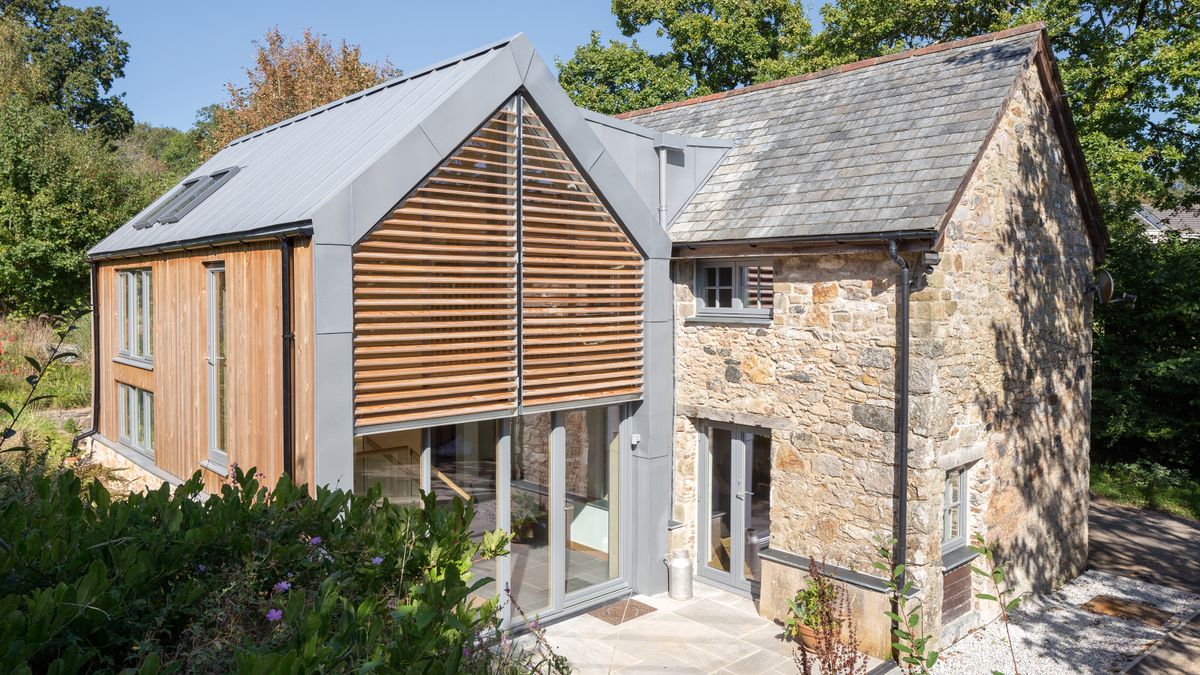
[430, 420, 500, 600]
[563, 406, 620, 594]
[510, 413, 552, 613]
[743, 432, 772, 584]
[707, 427, 735, 573]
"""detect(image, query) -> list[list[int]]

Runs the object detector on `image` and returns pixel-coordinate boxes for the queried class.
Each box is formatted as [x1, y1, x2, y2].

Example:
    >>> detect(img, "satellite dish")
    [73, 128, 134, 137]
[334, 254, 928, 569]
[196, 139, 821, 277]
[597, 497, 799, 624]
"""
[1094, 269, 1115, 304]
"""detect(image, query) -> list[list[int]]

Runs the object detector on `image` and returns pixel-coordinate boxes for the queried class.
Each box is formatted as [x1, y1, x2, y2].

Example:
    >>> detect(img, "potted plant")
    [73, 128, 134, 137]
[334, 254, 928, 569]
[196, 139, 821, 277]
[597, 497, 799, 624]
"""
[510, 492, 544, 543]
[784, 569, 839, 649]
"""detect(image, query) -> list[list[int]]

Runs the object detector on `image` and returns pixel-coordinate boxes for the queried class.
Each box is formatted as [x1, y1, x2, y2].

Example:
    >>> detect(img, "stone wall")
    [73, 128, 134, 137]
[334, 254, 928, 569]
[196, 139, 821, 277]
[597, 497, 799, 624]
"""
[670, 64, 1093, 654]
[672, 252, 903, 574]
[915, 65, 1093, 638]
[84, 437, 175, 496]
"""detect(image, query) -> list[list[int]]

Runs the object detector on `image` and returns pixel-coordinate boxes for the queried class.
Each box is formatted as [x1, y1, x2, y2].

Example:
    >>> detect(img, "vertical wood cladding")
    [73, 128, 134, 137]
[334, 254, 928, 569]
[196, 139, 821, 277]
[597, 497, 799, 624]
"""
[352, 97, 644, 427]
[96, 240, 314, 493]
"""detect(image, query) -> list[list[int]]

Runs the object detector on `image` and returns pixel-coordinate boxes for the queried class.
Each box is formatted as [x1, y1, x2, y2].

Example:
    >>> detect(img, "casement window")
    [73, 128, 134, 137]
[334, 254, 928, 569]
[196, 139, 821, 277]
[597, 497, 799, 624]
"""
[117, 269, 153, 363]
[942, 467, 969, 551]
[695, 260, 774, 320]
[206, 264, 229, 469]
[118, 383, 154, 457]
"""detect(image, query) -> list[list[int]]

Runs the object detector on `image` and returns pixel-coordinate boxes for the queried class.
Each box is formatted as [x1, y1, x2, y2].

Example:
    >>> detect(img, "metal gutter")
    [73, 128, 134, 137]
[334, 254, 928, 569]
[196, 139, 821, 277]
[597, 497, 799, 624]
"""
[673, 229, 938, 251]
[87, 221, 314, 262]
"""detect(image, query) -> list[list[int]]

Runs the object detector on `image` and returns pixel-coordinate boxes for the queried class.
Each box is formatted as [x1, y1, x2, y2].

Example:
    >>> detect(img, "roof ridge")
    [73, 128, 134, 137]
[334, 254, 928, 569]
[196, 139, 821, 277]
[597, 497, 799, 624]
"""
[616, 22, 1045, 119]
[225, 34, 521, 148]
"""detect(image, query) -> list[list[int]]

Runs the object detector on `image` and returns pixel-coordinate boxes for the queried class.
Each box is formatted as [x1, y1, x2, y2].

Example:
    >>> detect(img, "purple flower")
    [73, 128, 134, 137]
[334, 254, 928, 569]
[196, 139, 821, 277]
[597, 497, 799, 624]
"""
[266, 608, 283, 623]
[529, 619, 540, 631]
[462, 646, 470, 658]
[273, 581, 292, 593]
[371, 556, 384, 566]
[197, 564, 207, 573]
[309, 536, 322, 546]
[287, 571, 294, 579]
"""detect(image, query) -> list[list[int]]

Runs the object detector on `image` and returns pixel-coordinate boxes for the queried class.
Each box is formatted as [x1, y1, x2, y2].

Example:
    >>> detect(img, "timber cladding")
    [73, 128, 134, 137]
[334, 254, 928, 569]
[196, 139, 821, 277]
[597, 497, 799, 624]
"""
[96, 240, 314, 493]
[351, 97, 644, 428]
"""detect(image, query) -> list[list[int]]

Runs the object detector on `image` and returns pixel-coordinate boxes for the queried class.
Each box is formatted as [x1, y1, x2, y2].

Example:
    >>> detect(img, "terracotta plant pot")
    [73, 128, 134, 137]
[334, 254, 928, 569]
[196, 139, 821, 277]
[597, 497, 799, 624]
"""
[795, 625, 819, 650]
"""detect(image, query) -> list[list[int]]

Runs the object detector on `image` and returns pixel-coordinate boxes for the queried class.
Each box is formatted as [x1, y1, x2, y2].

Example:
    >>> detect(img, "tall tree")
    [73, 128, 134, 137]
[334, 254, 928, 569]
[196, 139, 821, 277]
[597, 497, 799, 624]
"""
[202, 28, 398, 157]
[557, 0, 814, 107]
[0, 0, 132, 138]
[557, 31, 695, 115]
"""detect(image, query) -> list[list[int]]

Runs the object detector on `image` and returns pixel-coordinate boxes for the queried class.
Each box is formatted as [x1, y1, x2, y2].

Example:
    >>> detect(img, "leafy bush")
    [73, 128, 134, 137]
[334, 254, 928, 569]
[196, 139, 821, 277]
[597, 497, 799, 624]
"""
[0, 465, 524, 673]
[1092, 461, 1200, 520]
[1093, 227, 1200, 477]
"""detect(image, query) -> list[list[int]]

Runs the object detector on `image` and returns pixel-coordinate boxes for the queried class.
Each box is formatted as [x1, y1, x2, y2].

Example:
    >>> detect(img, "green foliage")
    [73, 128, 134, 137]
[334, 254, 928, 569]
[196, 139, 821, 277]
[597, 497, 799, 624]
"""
[873, 536, 937, 674]
[119, 122, 203, 180]
[0, 464, 525, 673]
[968, 533, 1022, 675]
[0, 0, 133, 137]
[1092, 461, 1200, 519]
[557, 1, 813, 110]
[784, 574, 837, 633]
[0, 94, 169, 316]
[1093, 227, 1200, 474]
[556, 31, 694, 115]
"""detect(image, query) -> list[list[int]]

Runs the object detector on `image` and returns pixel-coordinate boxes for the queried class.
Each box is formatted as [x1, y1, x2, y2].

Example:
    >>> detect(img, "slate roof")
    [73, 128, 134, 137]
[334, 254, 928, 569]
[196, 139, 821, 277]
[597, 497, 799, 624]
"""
[619, 29, 1042, 244]
[1137, 205, 1200, 238]
[89, 36, 517, 257]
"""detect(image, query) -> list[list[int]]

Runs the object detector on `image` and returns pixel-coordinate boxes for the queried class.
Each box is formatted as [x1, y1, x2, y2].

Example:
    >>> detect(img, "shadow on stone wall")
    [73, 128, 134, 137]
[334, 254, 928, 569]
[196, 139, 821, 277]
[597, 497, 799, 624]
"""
[972, 83, 1093, 597]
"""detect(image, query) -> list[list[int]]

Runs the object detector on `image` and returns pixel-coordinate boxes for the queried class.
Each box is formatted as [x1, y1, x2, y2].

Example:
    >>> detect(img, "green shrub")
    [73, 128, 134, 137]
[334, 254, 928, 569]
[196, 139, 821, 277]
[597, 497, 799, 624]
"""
[1092, 461, 1200, 520]
[0, 466, 521, 673]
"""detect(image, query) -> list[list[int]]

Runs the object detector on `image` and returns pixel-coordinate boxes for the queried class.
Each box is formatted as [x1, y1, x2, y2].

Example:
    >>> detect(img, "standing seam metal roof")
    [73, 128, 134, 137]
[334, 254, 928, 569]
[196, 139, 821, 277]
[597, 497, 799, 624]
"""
[619, 31, 1041, 243]
[88, 36, 516, 257]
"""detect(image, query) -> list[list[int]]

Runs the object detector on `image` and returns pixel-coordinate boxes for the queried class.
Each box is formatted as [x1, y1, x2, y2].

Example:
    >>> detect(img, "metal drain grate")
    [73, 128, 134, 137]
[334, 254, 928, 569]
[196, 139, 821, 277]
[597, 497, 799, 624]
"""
[1081, 594, 1173, 628]
[588, 597, 657, 626]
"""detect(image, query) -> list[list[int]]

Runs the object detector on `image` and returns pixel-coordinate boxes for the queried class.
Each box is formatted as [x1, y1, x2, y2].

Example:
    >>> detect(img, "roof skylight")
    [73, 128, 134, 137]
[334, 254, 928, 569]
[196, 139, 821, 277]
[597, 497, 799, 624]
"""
[133, 167, 241, 229]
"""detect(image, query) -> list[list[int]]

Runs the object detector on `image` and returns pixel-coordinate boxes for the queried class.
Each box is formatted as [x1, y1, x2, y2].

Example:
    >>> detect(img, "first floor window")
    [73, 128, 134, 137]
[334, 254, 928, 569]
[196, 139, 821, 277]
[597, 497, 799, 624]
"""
[118, 383, 154, 457]
[942, 467, 968, 550]
[117, 269, 153, 361]
[695, 260, 773, 319]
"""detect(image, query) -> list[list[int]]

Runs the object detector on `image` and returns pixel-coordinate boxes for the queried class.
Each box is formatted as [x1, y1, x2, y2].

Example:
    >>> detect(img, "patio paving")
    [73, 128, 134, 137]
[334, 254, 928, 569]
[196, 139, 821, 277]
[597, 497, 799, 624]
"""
[535, 581, 886, 674]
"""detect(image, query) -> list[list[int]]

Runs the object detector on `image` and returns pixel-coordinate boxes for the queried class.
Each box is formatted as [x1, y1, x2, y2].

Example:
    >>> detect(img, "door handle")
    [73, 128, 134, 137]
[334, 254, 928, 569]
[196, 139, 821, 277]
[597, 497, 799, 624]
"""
[735, 491, 754, 500]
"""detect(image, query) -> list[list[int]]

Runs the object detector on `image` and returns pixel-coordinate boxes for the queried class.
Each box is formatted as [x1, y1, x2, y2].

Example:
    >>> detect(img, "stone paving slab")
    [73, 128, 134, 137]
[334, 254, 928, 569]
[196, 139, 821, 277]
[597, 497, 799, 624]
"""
[538, 582, 884, 674]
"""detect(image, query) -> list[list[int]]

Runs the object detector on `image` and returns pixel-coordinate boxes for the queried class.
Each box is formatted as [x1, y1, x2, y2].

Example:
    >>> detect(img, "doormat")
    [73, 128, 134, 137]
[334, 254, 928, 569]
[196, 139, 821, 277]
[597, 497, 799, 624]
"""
[588, 598, 657, 626]
[1081, 594, 1173, 628]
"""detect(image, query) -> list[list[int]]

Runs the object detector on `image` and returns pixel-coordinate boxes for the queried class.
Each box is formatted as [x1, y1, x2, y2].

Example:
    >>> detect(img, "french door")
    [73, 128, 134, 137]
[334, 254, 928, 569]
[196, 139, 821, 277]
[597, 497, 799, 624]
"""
[698, 424, 772, 592]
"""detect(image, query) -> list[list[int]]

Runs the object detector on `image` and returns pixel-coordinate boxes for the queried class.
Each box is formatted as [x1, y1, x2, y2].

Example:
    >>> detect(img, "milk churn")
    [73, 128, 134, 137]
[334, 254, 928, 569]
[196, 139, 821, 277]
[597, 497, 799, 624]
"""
[667, 549, 693, 600]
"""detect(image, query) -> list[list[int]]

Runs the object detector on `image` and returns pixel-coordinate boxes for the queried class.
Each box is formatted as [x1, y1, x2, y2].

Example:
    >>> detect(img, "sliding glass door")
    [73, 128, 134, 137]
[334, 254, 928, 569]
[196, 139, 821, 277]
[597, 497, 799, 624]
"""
[353, 404, 629, 624]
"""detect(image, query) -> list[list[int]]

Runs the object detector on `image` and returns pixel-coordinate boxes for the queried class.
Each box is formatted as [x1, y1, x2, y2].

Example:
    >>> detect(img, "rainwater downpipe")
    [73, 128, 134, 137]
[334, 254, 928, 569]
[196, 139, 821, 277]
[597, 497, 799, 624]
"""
[280, 237, 296, 479]
[886, 239, 911, 662]
[656, 144, 669, 228]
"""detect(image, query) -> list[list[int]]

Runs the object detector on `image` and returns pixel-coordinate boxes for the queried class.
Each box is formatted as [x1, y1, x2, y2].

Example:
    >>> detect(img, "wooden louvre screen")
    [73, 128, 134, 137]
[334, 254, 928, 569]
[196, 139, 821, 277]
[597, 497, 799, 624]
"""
[519, 102, 644, 408]
[352, 105, 519, 427]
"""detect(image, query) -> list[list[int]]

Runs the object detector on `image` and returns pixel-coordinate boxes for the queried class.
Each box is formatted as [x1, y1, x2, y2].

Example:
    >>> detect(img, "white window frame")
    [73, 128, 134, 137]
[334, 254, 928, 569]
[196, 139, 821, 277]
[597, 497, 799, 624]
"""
[118, 383, 154, 458]
[206, 263, 228, 470]
[694, 259, 773, 320]
[117, 268, 153, 363]
[942, 467, 969, 551]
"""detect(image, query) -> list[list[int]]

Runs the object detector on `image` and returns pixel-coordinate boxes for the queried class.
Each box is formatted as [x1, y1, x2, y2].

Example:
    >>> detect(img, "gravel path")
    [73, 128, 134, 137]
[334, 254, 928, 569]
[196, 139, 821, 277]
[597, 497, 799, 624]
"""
[932, 570, 1200, 674]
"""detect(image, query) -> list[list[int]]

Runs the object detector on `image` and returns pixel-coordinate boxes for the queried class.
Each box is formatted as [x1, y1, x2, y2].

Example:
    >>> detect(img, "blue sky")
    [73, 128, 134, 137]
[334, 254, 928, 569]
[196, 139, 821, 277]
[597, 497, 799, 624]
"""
[81, 1, 680, 130]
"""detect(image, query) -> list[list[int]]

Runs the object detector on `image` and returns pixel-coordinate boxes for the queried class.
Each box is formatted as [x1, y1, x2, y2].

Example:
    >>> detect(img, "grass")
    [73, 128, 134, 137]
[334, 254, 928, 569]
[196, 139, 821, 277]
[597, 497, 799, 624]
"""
[0, 314, 91, 454]
[1092, 461, 1200, 521]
